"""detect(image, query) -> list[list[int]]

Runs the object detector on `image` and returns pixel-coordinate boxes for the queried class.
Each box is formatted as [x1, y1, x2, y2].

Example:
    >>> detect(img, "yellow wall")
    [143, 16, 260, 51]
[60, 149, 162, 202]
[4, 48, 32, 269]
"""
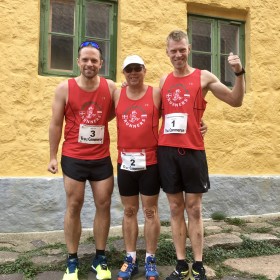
[0, 0, 279, 176]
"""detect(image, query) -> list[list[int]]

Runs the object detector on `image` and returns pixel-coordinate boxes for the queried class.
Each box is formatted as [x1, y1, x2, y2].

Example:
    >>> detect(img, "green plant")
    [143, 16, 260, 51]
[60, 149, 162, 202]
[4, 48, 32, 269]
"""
[211, 211, 227, 221]
[221, 228, 233, 234]
[268, 219, 280, 227]
[246, 227, 272, 234]
[160, 220, 171, 227]
[225, 217, 246, 226]
[156, 238, 176, 265]
[0, 256, 38, 279]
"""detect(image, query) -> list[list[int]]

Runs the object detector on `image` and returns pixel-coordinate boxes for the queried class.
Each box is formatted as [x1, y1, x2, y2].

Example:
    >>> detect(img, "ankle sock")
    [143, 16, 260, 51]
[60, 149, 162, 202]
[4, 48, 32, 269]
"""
[176, 259, 188, 271]
[127, 251, 137, 261]
[96, 249, 105, 257]
[68, 253, 78, 259]
[192, 261, 203, 272]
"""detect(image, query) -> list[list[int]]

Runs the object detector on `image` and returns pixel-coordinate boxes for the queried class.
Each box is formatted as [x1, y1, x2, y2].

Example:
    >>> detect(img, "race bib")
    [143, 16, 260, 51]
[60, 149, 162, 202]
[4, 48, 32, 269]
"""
[164, 113, 188, 134]
[78, 125, 104, 144]
[121, 152, 146, 172]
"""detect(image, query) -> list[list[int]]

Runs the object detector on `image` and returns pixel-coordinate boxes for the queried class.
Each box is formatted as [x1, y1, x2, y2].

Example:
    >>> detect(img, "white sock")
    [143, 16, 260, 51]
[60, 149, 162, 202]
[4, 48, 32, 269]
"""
[145, 252, 155, 262]
[127, 251, 136, 261]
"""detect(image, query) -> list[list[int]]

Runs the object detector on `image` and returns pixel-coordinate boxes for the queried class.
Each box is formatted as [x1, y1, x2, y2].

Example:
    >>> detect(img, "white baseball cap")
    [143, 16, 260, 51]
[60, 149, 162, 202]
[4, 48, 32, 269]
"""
[122, 55, 145, 70]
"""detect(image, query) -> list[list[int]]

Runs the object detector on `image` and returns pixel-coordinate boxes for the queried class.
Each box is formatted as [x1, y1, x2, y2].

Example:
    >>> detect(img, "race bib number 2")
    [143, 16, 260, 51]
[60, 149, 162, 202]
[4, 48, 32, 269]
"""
[121, 152, 146, 172]
[164, 113, 188, 134]
[78, 125, 105, 144]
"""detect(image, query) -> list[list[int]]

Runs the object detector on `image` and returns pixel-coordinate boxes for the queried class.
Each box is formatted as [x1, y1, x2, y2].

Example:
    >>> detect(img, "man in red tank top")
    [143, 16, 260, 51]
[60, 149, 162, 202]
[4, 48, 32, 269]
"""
[159, 31, 245, 280]
[48, 41, 116, 280]
[113, 55, 161, 280]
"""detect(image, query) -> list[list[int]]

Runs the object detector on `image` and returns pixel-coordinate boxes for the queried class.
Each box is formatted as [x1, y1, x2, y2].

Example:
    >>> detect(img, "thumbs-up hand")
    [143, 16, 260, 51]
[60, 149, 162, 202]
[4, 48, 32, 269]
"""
[228, 52, 243, 73]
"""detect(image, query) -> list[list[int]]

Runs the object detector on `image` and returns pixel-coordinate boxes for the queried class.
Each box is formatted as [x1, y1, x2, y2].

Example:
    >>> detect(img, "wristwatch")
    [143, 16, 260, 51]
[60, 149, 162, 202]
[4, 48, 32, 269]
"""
[234, 68, 246, 76]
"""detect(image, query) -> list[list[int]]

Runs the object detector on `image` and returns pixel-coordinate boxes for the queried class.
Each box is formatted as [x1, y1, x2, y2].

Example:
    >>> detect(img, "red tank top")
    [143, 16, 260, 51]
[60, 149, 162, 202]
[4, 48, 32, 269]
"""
[62, 77, 112, 160]
[158, 69, 207, 150]
[115, 86, 159, 165]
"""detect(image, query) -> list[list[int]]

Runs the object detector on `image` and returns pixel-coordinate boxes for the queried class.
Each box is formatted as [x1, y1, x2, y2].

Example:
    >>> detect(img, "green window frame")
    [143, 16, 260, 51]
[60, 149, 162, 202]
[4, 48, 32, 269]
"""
[188, 15, 245, 87]
[39, 0, 118, 79]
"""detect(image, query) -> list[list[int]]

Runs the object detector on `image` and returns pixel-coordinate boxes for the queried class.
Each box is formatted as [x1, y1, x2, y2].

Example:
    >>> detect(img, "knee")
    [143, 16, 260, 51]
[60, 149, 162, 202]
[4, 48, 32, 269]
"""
[144, 206, 158, 220]
[67, 198, 84, 215]
[95, 197, 111, 211]
[169, 202, 185, 218]
[124, 206, 138, 218]
[186, 203, 202, 220]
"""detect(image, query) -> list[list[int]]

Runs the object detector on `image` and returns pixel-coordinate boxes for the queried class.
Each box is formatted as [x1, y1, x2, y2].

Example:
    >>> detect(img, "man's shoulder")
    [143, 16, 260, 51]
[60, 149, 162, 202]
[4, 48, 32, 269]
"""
[104, 78, 117, 91]
[55, 79, 70, 92]
[159, 73, 170, 88]
[104, 78, 115, 85]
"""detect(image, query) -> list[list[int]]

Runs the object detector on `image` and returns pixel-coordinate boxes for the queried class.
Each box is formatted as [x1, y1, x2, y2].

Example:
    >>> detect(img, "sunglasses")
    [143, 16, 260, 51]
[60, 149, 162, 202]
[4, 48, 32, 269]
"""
[124, 65, 143, 73]
[78, 41, 102, 54]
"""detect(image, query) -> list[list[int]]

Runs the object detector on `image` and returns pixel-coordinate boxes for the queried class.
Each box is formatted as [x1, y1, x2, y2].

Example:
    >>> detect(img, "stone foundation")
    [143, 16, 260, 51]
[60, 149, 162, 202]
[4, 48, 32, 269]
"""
[1, 175, 279, 232]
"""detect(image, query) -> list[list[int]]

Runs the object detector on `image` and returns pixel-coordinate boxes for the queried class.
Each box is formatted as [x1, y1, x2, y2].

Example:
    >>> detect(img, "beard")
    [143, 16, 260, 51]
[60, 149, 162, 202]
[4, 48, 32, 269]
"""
[82, 68, 97, 79]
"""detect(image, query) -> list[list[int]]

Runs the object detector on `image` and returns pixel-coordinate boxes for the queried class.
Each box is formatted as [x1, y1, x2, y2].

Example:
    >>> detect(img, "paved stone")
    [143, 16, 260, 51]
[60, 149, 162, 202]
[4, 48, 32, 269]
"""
[0, 252, 20, 265]
[243, 233, 279, 242]
[35, 271, 64, 280]
[0, 275, 23, 280]
[0, 214, 279, 279]
[221, 277, 255, 280]
[205, 225, 223, 234]
[204, 233, 243, 248]
[224, 254, 280, 280]
[244, 222, 273, 230]
[32, 254, 65, 266]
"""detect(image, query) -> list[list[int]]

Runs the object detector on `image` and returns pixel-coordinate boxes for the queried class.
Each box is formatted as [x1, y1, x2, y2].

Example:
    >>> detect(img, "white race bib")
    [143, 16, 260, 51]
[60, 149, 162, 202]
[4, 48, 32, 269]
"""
[78, 125, 105, 144]
[164, 113, 188, 134]
[121, 152, 146, 172]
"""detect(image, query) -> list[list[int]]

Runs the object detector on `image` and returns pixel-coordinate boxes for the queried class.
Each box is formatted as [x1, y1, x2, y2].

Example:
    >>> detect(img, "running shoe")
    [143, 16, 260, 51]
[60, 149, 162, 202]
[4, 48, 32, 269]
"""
[145, 256, 159, 280]
[62, 258, 79, 280]
[165, 268, 189, 280]
[117, 255, 139, 280]
[191, 267, 207, 280]
[91, 255, 111, 280]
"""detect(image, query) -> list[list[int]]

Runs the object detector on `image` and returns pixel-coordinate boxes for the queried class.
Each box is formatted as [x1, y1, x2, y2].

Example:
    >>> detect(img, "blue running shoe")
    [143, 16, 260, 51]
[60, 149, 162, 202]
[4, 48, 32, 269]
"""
[117, 255, 139, 280]
[91, 255, 111, 280]
[145, 256, 159, 280]
[62, 258, 79, 280]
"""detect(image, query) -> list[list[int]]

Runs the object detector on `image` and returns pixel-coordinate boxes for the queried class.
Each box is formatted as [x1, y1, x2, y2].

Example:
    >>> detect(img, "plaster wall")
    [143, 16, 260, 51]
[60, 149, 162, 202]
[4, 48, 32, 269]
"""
[0, 0, 279, 175]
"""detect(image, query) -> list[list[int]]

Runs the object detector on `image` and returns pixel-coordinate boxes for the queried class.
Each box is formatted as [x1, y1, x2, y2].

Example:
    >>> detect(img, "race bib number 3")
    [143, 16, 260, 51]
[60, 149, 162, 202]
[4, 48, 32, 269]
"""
[121, 152, 146, 172]
[164, 113, 188, 134]
[78, 125, 105, 144]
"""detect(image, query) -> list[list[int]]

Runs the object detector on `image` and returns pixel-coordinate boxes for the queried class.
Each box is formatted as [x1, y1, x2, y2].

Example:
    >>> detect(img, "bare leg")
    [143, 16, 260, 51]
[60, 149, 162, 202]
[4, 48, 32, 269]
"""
[166, 192, 187, 260]
[121, 195, 139, 253]
[185, 193, 203, 261]
[141, 194, 160, 254]
[63, 175, 85, 253]
[90, 175, 114, 250]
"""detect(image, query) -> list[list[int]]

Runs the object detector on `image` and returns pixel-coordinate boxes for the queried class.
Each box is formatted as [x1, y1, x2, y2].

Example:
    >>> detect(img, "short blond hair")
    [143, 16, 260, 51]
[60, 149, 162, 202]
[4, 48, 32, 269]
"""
[166, 30, 189, 45]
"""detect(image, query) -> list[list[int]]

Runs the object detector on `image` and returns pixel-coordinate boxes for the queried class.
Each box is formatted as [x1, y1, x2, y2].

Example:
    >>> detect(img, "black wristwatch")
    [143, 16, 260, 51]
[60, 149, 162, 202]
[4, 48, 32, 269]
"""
[234, 68, 246, 76]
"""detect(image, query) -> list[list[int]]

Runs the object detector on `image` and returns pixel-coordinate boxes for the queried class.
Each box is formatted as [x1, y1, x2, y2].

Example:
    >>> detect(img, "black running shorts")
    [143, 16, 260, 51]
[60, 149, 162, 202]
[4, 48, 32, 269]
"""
[117, 163, 161, 196]
[157, 146, 210, 194]
[61, 155, 113, 182]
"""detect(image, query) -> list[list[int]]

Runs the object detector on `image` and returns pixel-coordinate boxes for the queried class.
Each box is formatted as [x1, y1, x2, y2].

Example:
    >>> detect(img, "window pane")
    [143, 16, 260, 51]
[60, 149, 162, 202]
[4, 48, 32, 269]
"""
[49, 35, 73, 70]
[192, 53, 211, 71]
[191, 20, 211, 52]
[220, 23, 239, 54]
[50, 0, 75, 34]
[85, 2, 110, 38]
[220, 55, 235, 87]
[98, 41, 110, 76]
